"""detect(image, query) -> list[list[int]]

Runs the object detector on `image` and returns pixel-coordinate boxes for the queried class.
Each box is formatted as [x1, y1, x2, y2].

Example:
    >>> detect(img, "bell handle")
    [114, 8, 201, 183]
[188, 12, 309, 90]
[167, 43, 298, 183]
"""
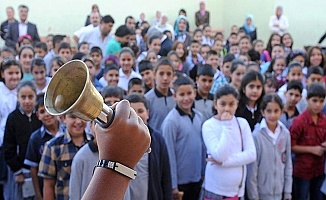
[95, 104, 115, 128]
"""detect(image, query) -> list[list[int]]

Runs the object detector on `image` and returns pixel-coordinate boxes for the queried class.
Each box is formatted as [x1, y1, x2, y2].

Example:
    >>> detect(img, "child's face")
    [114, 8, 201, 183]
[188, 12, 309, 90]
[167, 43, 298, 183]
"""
[229, 34, 237, 44]
[119, 52, 134, 73]
[271, 46, 285, 59]
[261, 101, 283, 129]
[244, 79, 263, 103]
[175, 44, 185, 58]
[306, 74, 323, 86]
[221, 61, 232, 78]
[128, 84, 144, 95]
[32, 65, 46, 86]
[104, 96, 120, 106]
[292, 55, 305, 67]
[194, 32, 203, 42]
[238, 55, 249, 66]
[155, 65, 174, 92]
[148, 39, 161, 54]
[147, 52, 158, 65]
[271, 35, 281, 47]
[62, 114, 87, 137]
[35, 47, 47, 59]
[287, 66, 303, 81]
[285, 89, 301, 107]
[79, 44, 90, 55]
[273, 58, 286, 76]
[91, 52, 103, 67]
[19, 48, 34, 72]
[206, 55, 219, 71]
[1, 65, 21, 90]
[310, 48, 323, 66]
[50, 62, 60, 77]
[46, 36, 53, 50]
[129, 34, 136, 46]
[203, 27, 211, 37]
[169, 54, 181, 70]
[239, 38, 251, 53]
[231, 65, 246, 88]
[230, 45, 239, 55]
[130, 102, 149, 125]
[36, 105, 58, 127]
[254, 42, 264, 54]
[20, 38, 32, 46]
[196, 75, 213, 96]
[190, 43, 200, 55]
[140, 69, 154, 86]
[212, 40, 223, 53]
[264, 80, 276, 94]
[18, 86, 36, 114]
[104, 69, 119, 86]
[1, 51, 14, 59]
[173, 84, 196, 114]
[85, 61, 96, 77]
[307, 96, 324, 115]
[214, 94, 238, 118]
[200, 46, 210, 59]
[59, 48, 72, 62]
[282, 34, 292, 48]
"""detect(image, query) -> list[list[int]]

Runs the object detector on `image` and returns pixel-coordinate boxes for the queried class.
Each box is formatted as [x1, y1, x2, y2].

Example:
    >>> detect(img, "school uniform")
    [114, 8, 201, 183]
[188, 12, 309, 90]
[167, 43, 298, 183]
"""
[235, 103, 262, 131]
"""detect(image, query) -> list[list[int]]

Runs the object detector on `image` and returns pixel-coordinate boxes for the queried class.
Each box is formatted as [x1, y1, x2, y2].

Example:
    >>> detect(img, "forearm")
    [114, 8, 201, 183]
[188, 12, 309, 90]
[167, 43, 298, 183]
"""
[291, 145, 314, 154]
[30, 167, 42, 198]
[43, 179, 55, 200]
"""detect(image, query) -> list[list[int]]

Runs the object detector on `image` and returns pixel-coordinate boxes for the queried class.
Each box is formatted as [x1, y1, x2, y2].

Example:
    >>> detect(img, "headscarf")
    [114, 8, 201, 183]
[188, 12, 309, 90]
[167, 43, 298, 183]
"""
[243, 14, 255, 33]
[199, 1, 206, 16]
[174, 15, 188, 36]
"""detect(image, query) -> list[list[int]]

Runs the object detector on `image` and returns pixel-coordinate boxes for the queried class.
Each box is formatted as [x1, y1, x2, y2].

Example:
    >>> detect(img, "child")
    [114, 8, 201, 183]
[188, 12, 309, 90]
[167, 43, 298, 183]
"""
[161, 76, 205, 200]
[24, 94, 65, 200]
[253, 39, 264, 59]
[229, 43, 240, 57]
[190, 49, 218, 82]
[261, 33, 281, 63]
[172, 41, 190, 72]
[49, 56, 65, 77]
[145, 57, 176, 133]
[260, 44, 285, 74]
[236, 70, 265, 131]
[263, 73, 277, 94]
[290, 83, 326, 200]
[127, 77, 144, 95]
[34, 42, 48, 59]
[247, 93, 292, 200]
[101, 86, 123, 106]
[18, 45, 35, 81]
[199, 44, 211, 60]
[77, 41, 90, 55]
[279, 80, 303, 129]
[30, 58, 51, 94]
[202, 84, 256, 199]
[238, 35, 252, 54]
[168, 51, 189, 75]
[202, 24, 214, 46]
[193, 28, 203, 44]
[229, 59, 246, 90]
[212, 39, 225, 56]
[99, 64, 119, 87]
[83, 56, 103, 92]
[3, 80, 42, 200]
[58, 42, 72, 62]
[146, 49, 158, 66]
[0, 46, 16, 60]
[90, 46, 104, 80]
[266, 56, 287, 90]
[117, 47, 142, 92]
[307, 46, 325, 69]
[126, 93, 172, 199]
[238, 52, 250, 66]
[195, 64, 214, 121]
[186, 40, 204, 71]
[281, 33, 293, 57]
[137, 35, 161, 63]
[138, 60, 155, 93]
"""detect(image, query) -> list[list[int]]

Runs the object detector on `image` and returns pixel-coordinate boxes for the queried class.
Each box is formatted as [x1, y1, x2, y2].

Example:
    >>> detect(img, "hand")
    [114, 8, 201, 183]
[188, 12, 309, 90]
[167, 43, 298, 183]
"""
[15, 174, 25, 184]
[220, 112, 233, 121]
[206, 157, 222, 165]
[172, 188, 180, 200]
[311, 146, 326, 156]
[95, 100, 151, 169]
[321, 141, 326, 147]
[35, 193, 43, 200]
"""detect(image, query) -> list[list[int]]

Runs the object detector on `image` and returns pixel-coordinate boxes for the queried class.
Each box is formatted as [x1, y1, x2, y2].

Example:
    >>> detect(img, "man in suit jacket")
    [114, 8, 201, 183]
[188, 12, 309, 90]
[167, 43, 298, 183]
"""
[0, 7, 17, 40]
[5, 5, 40, 49]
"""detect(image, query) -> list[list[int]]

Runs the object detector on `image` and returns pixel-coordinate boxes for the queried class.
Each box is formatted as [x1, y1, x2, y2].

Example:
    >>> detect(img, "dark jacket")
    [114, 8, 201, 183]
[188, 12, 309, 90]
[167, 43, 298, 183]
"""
[235, 103, 262, 132]
[0, 19, 17, 40]
[3, 108, 42, 173]
[195, 11, 210, 27]
[5, 21, 40, 49]
[159, 36, 173, 57]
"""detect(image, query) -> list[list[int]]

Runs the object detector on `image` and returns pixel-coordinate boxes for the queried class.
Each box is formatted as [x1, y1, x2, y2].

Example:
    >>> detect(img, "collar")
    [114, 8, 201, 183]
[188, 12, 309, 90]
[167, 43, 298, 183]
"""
[195, 92, 214, 100]
[88, 140, 98, 153]
[260, 118, 281, 132]
[40, 123, 65, 138]
[161, 35, 167, 43]
[302, 109, 325, 125]
[18, 106, 36, 115]
[19, 20, 28, 25]
[176, 105, 195, 121]
[0, 82, 17, 95]
[154, 87, 173, 97]
[284, 107, 299, 120]
[246, 104, 257, 112]
[63, 130, 93, 145]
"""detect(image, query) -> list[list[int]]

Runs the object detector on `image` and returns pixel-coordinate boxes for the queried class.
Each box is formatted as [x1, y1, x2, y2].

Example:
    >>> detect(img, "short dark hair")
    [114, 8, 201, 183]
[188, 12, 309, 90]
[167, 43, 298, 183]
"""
[190, 40, 200, 46]
[287, 80, 303, 94]
[197, 64, 214, 77]
[287, 61, 302, 73]
[214, 84, 239, 100]
[58, 42, 71, 52]
[124, 16, 134, 24]
[223, 53, 236, 64]
[72, 52, 86, 60]
[101, 86, 123, 99]
[52, 35, 65, 48]
[128, 78, 143, 91]
[307, 83, 326, 99]
[101, 15, 115, 24]
[30, 58, 46, 72]
[173, 76, 194, 92]
[126, 93, 148, 109]
[154, 57, 173, 72]
[138, 60, 153, 73]
[307, 66, 324, 78]
[141, 27, 149, 38]
[115, 25, 132, 37]
[260, 93, 283, 111]
[34, 41, 47, 52]
[90, 46, 103, 56]
[248, 49, 260, 62]
[18, 5, 29, 11]
[103, 64, 119, 75]
[77, 41, 89, 50]
[206, 50, 218, 59]
[230, 59, 245, 74]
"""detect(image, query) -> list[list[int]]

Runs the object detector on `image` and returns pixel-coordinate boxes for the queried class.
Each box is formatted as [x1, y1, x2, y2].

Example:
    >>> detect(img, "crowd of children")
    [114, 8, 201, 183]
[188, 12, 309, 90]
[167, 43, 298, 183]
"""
[0, 3, 326, 200]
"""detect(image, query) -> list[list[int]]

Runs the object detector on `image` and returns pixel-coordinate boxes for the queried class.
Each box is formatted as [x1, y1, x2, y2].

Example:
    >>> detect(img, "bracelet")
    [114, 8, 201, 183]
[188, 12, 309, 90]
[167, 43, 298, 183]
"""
[94, 160, 137, 180]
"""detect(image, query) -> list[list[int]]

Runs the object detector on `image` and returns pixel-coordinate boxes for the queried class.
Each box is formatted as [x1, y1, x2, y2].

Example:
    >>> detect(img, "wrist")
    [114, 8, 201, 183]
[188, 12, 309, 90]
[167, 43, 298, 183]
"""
[94, 159, 137, 180]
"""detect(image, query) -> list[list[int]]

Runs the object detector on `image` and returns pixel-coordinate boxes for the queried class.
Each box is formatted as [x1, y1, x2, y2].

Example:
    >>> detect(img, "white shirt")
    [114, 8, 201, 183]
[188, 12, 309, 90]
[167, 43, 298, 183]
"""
[79, 27, 112, 56]
[260, 118, 281, 145]
[74, 24, 96, 40]
[269, 15, 289, 36]
[155, 23, 175, 39]
[35, 77, 51, 94]
[117, 68, 142, 92]
[18, 21, 28, 37]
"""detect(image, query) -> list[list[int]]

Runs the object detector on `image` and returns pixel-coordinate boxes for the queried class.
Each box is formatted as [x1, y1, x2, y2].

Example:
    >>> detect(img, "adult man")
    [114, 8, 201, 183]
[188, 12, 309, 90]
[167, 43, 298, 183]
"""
[79, 15, 114, 56]
[125, 16, 136, 31]
[5, 5, 40, 49]
[0, 7, 17, 40]
[74, 12, 101, 43]
[269, 6, 289, 36]
[105, 25, 131, 56]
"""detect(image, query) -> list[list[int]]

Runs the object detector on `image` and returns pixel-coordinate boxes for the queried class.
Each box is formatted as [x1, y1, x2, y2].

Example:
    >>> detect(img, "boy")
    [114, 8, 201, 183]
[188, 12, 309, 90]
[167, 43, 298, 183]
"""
[127, 77, 144, 95]
[77, 42, 90, 55]
[24, 94, 65, 200]
[138, 60, 155, 93]
[189, 49, 218, 82]
[58, 42, 72, 62]
[34, 41, 48, 59]
[186, 40, 204, 71]
[290, 83, 326, 200]
[195, 64, 214, 121]
[279, 80, 303, 129]
[38, 114, 92, 200]
[99, 64, 119, 87]
[90, 46, 104, 79]
[199, 44, 211, 60]
[126, 93, 172, 199]
[101, 86, 123, 106]
[161, 76, 205, 200]
[238, 35, 252, 54]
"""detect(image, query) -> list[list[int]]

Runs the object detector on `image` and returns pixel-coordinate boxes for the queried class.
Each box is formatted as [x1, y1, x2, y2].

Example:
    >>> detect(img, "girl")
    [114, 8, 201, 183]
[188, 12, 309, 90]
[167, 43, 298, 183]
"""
[18, 45, 35, 81]
[235, 70, 265, 131]
[83, 57, 103, 92]
[247, 93, 292, 200]
[168, 51, 189, 75]
[230, 60, 246, 90]
[172, 41, 190, 74]
[281, 33, 293, 57]
[30, 58, 51, 94]
[146, 50, 158, 66]
[144, 57, 176, 134]
[263, 73, 277, 94]
[261, 33, 281, 63]
[202, 84, 256, 199]
[253, 39, 264, 58]
[100, 64, 119, 87]
[202, 24, 214, 46]
[3, 80, 42, 200]
[307, 46, 325, 70]
[260, 44, 285, 74]
[174, 15, 191, 47]
[266, 56, 287, 90]
[48, 56, 65, 77]
[137, 35, 161, 63]
[212, 39, 225, 56]
[118, 47, 141, 92]
[193, 29, 203, 44]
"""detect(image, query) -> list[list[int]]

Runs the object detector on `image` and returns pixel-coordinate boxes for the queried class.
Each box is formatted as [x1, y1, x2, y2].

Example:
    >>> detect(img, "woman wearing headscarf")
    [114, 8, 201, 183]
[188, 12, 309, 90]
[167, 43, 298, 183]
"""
[174, 15, 191, 47]
[195, 0, 210, 27]
[240, 14, 257, 42]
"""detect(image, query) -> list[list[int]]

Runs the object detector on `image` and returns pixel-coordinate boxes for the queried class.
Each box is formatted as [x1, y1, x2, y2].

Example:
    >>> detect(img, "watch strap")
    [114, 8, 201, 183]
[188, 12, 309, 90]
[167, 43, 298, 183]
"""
[95, 160, 137, 180]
